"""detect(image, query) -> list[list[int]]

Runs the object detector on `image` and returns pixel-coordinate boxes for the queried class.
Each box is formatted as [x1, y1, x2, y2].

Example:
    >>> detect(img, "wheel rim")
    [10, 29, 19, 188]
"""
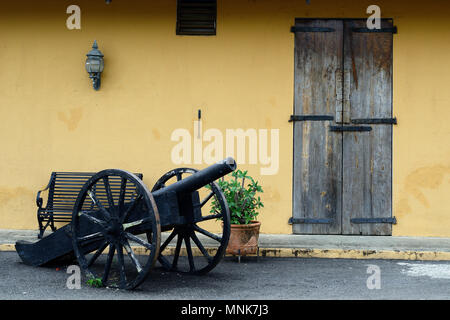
[72, 169, 161, 290]
[152, 168, 231, 275]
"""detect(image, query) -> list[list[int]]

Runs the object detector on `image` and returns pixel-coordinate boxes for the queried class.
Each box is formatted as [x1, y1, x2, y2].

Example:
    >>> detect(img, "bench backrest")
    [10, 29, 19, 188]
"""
[47, 172, 144, 211]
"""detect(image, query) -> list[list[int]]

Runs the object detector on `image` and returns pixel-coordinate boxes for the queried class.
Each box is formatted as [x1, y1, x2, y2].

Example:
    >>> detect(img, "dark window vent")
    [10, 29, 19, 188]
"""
[176, 0, 217, 36]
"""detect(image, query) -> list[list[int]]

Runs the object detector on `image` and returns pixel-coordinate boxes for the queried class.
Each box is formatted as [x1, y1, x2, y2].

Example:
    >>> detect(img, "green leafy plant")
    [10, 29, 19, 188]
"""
[86, 277, 103, 288]
[210, 170, 264, 225]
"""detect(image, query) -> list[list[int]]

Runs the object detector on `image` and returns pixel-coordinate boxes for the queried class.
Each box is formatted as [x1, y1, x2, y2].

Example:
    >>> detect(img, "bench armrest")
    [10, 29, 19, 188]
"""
[36, 175, 54, 209]
[36, 190, 44, 208]
[36, 188, 48, 209]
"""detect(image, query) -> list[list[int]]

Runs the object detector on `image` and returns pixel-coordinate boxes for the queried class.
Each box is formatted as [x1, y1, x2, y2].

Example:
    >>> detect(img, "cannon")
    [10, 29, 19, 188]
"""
[16, 158, 236, 290]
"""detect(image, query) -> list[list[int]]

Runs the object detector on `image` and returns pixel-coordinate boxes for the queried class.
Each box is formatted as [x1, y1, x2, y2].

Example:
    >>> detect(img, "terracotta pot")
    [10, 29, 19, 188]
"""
[226, 221, 261, 256]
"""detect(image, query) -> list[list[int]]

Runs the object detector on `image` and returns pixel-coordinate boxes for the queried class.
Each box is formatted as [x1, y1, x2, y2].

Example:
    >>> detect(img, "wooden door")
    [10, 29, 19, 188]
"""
[341, 19, 394, 235]
[292, 19, 343, 235]
[292, 19, 396, 235]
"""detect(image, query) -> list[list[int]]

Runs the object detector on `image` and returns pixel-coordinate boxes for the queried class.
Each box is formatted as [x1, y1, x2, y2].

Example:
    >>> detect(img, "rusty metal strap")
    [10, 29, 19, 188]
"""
[352, 27, 397, 34]
[289, 218, 333, 225]
[330, 126, 372, 132]
[289, 115, 334, 122]
[351, 217, 397, 224]
[351, 118, 397, 125]
[291, 26, 335, 33]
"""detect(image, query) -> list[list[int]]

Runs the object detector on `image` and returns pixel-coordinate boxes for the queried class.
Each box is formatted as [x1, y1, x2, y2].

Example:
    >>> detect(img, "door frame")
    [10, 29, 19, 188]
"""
[291, 17, 396, 235]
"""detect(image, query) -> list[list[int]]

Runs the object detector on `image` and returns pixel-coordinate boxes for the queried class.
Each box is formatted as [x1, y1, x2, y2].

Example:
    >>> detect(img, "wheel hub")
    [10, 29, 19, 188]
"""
[107, 220, 123, 237]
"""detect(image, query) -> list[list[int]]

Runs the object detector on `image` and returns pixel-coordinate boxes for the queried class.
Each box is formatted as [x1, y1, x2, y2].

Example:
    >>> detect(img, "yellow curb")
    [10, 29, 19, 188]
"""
[258, 248, 450, 261]
[0, 244, 16, 252]
[118, 246, 450, 261]
[2, 243, 449, 261]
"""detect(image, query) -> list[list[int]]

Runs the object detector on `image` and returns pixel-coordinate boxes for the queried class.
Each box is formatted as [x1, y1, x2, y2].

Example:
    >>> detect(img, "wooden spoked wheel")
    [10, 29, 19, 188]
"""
[71, 169, 161, 290]
[152, 168, 231, 275]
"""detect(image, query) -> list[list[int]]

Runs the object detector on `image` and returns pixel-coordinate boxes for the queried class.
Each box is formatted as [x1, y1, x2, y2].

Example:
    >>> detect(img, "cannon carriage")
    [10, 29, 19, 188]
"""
[16, 158, 236, 290]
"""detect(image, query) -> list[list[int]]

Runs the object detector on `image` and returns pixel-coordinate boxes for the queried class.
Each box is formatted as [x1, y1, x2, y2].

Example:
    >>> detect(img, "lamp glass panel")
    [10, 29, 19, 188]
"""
[85, 58, 102, 73]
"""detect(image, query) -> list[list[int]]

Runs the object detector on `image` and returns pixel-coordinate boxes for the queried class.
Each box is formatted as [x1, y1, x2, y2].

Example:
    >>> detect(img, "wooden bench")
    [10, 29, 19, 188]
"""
[36, 172, 143, 239]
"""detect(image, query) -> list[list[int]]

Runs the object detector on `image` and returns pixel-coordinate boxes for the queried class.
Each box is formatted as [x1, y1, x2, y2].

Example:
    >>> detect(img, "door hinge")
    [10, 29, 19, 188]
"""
[352, 27, 397, 34]
[351, 217, 397, 224]
[289, 115, 334, 122]
[351, 118, 397, 125]
[289, 217, 333, 225]
[291, 26, 335, 33]
[330, 125, 372, 132]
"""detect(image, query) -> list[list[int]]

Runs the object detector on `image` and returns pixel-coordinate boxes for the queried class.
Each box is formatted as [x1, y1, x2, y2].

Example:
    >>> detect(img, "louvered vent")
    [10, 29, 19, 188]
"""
[176, 0, 217, 36]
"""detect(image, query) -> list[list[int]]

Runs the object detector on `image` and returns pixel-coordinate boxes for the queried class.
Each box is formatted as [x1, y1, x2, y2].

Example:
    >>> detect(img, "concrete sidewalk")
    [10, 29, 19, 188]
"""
[1, 229, 449, 261]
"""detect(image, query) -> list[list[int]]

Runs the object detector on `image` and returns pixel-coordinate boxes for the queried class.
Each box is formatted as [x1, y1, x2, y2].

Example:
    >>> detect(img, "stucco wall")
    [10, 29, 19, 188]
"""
[0, 0, 449, 236]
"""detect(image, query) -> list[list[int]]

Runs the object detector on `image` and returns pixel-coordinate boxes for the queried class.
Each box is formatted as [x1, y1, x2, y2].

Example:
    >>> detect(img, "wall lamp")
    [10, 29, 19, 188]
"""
[85, 40, 104, 91]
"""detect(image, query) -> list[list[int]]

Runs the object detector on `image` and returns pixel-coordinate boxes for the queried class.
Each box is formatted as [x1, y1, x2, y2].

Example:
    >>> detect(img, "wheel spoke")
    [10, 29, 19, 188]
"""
[118, 177, 127, 215]
[191, 232, 213, 263]
[172, 235, 183, 269]
[122, 217, 153, 231]
[200, 213, 223, 222]
[120, 194, 143, 224]
[125, 232, 154, 251]
[160, 229, 178, 252]
[199, 191, 215, 208]
[116, 244, 127, 289]
[158, 253, 172, 268]
[88, 186, 97, 210]
[176, 172, 182, 181]
[122, 239, 143, 273]
[184, 235, 196, 272]
[102, 244, 115, 284]
[87, 241, 108, 267]
[193, 225, 222, 243]
[87, 189, 111, 221]
[102, 177, 116, 215]
[78, 211, 107, 228]
[77, 231, 104, 242]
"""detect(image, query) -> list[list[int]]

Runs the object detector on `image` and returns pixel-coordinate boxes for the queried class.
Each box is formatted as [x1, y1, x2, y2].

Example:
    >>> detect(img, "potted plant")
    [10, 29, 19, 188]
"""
[209, 169, 264, 260]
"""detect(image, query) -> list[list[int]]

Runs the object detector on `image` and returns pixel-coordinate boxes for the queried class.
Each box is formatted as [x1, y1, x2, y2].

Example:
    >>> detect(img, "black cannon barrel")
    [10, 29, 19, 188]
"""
[152, 157, 236, 197]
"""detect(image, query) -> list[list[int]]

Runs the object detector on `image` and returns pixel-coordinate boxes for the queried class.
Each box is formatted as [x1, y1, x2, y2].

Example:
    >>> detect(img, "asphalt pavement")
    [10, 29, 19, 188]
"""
[0, 251, 449, 300]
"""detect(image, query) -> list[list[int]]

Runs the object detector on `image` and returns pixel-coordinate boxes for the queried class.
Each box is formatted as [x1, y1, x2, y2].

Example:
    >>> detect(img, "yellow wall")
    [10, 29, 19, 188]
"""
[0, 0, 449, 236]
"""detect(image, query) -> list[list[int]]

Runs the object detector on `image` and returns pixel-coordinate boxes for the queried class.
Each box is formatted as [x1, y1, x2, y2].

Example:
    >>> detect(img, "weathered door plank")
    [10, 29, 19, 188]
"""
[341, 19, 394, 235]
[292, 19, 343, 235]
